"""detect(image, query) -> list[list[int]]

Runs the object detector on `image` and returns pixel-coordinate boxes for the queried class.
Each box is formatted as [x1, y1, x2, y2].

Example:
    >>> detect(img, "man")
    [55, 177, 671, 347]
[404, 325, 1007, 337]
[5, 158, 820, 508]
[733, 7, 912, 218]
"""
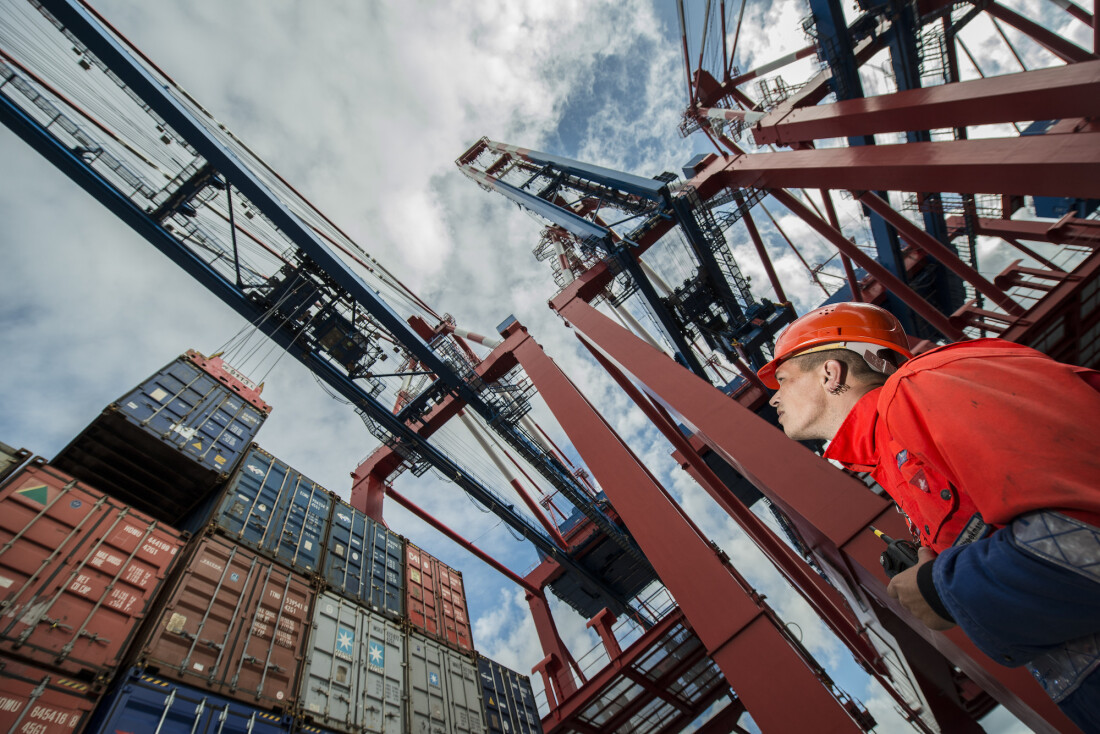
[757, 301, 1100, 732]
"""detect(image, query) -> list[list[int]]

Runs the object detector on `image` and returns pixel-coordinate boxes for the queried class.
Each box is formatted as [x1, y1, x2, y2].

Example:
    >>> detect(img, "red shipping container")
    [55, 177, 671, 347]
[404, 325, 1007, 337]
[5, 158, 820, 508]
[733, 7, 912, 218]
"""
[406, 542, 440, 639]
[405, 543, 474, 654]
[132, 534, 313, 711]
[438, 564, 473, 654]
[0, 462, 184, 685]
[0, 658, 98, 734]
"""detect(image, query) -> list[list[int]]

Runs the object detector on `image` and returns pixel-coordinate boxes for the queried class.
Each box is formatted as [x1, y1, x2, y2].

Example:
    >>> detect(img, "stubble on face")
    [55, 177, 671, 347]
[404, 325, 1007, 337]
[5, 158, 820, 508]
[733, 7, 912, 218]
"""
[770, 361, 829, 441]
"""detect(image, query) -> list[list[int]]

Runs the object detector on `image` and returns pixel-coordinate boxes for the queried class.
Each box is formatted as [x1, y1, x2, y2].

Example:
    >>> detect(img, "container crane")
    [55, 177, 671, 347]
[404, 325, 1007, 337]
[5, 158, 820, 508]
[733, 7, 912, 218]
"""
[0, 0, 655, 628]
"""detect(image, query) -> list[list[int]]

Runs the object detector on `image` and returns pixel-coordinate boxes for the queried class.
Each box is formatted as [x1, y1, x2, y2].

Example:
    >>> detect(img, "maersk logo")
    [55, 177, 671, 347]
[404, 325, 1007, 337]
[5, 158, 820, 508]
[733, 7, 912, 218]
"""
[336, 625, 354, 660]
[429, 671, 440, 687]
[368, 640, 385, 671]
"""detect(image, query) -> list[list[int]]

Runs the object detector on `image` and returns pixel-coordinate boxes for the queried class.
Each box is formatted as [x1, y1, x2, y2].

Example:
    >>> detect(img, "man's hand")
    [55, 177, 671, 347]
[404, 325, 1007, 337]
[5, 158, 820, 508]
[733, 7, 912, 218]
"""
[887, 547, 956, 631]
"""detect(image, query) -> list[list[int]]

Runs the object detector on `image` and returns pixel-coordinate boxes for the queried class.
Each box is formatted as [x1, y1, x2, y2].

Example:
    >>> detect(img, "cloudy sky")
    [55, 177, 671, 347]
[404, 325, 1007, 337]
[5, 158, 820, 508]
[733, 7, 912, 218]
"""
[1, 0, 1090, 731]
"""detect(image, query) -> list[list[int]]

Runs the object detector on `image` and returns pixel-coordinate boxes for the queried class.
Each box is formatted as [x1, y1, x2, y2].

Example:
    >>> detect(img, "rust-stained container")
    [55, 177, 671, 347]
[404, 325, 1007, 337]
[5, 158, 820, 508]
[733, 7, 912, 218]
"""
[0, 658, 99, 734]
[132, 534, 312, 711]
[405, 543, 474, 654]
[0, 462, 184, 684]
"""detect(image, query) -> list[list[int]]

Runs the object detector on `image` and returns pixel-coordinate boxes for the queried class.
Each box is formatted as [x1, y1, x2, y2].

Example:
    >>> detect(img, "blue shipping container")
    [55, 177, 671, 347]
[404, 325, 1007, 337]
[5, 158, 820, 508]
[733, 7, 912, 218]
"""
[85, 668, 292, 734]
[324, 498, 405, 618]
[213, 445, 333, 575]
[52, 354, 267, 524]
[477, 655, 541, 734]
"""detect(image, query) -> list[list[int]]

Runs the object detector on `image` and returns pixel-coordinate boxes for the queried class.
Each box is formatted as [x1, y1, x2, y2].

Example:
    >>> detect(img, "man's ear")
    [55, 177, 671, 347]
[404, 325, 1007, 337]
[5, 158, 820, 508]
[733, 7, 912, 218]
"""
[821, 358, 847, 391]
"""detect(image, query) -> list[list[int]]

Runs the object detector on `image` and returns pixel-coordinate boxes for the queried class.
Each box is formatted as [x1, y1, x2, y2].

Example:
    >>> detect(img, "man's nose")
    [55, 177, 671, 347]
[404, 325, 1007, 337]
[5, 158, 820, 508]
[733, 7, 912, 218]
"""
[769, 391, 780, 408]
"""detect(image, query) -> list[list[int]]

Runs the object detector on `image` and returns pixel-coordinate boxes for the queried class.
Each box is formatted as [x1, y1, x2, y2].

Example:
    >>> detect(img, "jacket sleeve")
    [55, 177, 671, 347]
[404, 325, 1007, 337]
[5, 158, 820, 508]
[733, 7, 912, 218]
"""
[880, 352, 1100, 527]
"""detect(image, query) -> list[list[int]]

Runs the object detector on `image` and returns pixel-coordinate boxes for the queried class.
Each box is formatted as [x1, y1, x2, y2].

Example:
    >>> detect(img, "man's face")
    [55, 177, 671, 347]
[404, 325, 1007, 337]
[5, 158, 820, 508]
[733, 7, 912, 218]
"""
[769, 359, 829, 440]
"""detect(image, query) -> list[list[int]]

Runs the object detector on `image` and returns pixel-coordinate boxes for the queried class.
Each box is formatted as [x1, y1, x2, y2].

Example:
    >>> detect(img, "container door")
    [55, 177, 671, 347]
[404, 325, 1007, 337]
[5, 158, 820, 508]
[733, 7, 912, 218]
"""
[269, 476, 331, 574]
[216, 447, 289, 552]
[363, 610, 405, 733]
[325, 501, 368, 602]
[0, 466, 183, 679]
[0, 659, 97, 734]
[445, 649, 486, 734]
[369, 520, 403, 617]
[300, 592, 365, 733]
[88, 668, 292, 734]
[407, 631, 450, 734]
[138, 536, 259, 688]
[227, 560, 312, 709]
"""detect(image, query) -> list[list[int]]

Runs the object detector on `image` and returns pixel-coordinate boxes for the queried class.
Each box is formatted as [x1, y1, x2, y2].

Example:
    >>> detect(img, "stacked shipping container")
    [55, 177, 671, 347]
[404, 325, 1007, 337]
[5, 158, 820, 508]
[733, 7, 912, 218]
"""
[0, 351, 540, 734]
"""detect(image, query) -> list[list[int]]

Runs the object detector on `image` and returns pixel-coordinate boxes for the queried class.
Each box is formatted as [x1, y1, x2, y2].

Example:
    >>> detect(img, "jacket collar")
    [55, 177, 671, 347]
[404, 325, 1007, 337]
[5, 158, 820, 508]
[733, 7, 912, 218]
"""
[822, 387, 882, 472]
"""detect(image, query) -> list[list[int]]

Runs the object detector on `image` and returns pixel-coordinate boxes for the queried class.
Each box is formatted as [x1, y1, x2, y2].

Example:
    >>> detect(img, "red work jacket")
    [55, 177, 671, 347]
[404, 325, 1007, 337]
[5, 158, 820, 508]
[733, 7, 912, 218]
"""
[824, 338, 1100, 553]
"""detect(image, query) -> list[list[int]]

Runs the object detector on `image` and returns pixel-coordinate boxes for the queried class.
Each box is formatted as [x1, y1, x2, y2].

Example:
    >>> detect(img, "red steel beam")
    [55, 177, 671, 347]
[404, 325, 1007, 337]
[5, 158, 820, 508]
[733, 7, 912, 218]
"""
[769, 190, 966, 340]
[986, 1, 1098, 63]
[383, 485, 540, 597]
[505, 321, 865, 733]
[702, 132, 1100, 198]
[578, 333, 886, 674]
[528, 588, 581, 706]
[753, 61, 1100, 145]
[546, 283, 1077, 734]
[949, 216, 1100, 248]
[690, 698, 750, 734]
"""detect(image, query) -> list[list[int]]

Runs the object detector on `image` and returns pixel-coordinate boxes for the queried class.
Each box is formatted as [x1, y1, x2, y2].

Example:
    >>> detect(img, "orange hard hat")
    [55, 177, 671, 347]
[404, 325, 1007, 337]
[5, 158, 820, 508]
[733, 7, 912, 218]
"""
[757, 302, 913, 389]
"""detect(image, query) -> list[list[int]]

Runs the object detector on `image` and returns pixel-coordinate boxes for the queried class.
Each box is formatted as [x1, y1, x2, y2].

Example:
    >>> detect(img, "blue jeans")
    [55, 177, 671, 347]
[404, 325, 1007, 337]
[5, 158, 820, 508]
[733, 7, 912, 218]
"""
[934, 512, 1100, 733]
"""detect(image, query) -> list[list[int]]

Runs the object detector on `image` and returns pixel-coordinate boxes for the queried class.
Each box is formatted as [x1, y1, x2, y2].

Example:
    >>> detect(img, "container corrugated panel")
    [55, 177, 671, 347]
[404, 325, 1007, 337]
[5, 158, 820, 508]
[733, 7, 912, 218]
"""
[324, 500, 404, 619]
[476, 655, 541, 734]
[406, 544, 473, 653]
[438, 564, 473, 654]
[406, 543, 440, 639]
[0, 463, 184, 684]
[407, 630, 485, 734]
[86, 667, 293, 734]
[52, 354, 268, 524]
[0, 658, 98, 734]
[0, 441, 31, 485]
[133, 534, 312, 711]
[211, 446, 333, 576]
[298, 592, 404, 733]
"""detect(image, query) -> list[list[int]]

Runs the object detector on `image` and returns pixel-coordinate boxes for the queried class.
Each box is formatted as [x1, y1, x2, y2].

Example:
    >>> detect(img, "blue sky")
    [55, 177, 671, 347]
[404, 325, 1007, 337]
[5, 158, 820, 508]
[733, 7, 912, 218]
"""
[1, 0, 1088, 731]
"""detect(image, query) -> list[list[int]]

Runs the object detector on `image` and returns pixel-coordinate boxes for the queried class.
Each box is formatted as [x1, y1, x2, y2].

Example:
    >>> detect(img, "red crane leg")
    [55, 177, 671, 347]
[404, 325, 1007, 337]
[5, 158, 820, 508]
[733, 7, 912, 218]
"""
[350, 471, 388, 523]
[586, 608, 622, 660]
[753, 61, 1100, 145]
[857, 192, 1025, 316]
[504, 323, 865, 733]
[706, 132, 1100, 198]
[526, 585, 579, 705]
[546, 290, 1079, 734]
[985, 1, 1098, 63]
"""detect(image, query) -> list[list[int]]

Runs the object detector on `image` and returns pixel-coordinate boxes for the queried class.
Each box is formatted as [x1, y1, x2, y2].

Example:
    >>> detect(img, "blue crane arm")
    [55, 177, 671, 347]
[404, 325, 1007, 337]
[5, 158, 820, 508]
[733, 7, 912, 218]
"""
[0, 87, 646, 619]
